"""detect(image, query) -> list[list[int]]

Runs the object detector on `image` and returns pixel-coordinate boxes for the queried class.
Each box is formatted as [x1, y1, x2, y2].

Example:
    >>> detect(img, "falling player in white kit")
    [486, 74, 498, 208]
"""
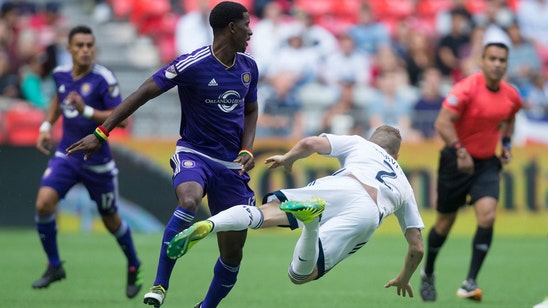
[168, 125, 425, 298]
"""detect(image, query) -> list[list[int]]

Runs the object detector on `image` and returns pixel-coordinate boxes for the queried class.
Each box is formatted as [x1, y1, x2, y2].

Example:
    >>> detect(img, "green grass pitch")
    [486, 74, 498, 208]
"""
[1, 228, 546, 308]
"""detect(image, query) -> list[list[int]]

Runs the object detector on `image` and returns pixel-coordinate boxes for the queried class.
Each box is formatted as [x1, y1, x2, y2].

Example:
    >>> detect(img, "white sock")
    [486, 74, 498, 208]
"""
[289, 218, 320, 278]
[208, 205, 263, 233]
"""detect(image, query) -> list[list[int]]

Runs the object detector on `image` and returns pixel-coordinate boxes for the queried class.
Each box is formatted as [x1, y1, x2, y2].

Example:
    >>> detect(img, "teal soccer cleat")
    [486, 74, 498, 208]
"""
[280, 197, 326, 223]
[167, 221, 213, 259]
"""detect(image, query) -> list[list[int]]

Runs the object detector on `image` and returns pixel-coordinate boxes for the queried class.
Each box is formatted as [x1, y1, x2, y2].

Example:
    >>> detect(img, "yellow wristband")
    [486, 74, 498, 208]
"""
[238, 149, 253, 158]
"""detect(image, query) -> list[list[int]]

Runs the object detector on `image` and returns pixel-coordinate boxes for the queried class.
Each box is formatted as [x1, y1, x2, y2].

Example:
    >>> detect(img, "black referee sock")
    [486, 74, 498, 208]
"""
[467, 226, 493, 281]
[424, 228, 447, 276]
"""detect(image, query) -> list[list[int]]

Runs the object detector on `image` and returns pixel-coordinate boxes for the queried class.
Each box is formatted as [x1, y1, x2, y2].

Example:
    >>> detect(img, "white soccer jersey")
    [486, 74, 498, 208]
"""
[275, 134, 424, 273]
[321, 133, 424, 232]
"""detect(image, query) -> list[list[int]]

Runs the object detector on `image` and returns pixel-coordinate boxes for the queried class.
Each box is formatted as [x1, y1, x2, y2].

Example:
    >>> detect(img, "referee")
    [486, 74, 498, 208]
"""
[420, 26, 523, 302]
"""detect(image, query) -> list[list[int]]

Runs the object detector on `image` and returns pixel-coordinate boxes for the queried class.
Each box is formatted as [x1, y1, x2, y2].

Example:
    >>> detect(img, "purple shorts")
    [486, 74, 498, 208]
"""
[170, 152, 255, 215]
[41, 155, 119, 215]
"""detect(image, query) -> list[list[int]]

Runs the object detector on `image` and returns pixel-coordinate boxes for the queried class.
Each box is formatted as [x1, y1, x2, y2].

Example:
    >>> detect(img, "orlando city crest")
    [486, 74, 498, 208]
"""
[241, 72, 251, 88]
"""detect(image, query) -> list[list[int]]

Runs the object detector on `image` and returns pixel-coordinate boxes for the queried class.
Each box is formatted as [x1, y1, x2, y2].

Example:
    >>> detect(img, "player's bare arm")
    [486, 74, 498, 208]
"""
[499, 115, 516, 164]
[435, 107, 474, 174]
[384, 228, 424, 297]
[36, 95, 61, 155]
[265, 136, 332, 172]
[64, 91, 128, 127]
[234, 100, 259, 175]
[66, 77, 163, 159]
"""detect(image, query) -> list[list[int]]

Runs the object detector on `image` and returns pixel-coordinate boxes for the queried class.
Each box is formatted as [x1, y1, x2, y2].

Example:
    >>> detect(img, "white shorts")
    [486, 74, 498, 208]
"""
[272, 174, 381, 276]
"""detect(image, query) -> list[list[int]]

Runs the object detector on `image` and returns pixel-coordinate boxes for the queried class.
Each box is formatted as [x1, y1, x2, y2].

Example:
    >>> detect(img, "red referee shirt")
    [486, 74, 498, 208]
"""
[442, 73, 522, 159]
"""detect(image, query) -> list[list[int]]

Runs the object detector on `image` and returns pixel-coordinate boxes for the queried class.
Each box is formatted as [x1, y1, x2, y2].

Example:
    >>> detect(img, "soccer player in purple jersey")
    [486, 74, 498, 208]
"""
[32, 25, 143, 298]
[67, 2, 258, 308]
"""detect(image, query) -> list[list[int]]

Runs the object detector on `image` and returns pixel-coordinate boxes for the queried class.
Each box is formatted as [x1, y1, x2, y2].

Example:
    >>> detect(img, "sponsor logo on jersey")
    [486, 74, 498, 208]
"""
[182, 160, 195, 168]
[208, 78, 218, 86]
[241, 72, 251, 88]
[61, 98, 79, 119]
[164, 65, 177, 79]
[205, 90, 243, 113]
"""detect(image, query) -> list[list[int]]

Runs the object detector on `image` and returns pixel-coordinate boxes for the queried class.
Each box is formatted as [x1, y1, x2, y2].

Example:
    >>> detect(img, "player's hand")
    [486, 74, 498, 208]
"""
[65, 91, 86, 113]
[66, 134, 102, 160]
[456, 148, 474, 174]
[36, 131, 53, 155]
[234, 152, 255, 175]
[500, 146, 512, 164]
[384, 278, 414, 298]
[265, 155, 293, 173]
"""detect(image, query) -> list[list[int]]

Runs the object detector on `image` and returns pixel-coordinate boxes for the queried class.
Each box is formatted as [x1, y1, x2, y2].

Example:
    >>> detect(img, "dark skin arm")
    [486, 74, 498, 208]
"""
[234, 100, 258, 175]
[66, 77, 163, 159]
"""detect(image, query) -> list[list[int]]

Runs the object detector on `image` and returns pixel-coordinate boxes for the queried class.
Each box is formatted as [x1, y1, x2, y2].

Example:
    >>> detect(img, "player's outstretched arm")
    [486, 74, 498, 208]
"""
[265, 136, 331, 173]
[66, 77, 163, 159]
[384, 228, 424, 297]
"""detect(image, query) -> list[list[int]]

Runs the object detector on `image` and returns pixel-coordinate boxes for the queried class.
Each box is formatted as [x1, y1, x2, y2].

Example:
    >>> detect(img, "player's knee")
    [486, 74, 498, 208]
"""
[177, 196, 202, 212]
[35, 191, 58, 214]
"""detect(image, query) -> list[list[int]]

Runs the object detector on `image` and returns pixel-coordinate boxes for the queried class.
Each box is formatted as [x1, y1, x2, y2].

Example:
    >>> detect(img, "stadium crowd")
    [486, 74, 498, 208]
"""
[1, 0, 548, 144]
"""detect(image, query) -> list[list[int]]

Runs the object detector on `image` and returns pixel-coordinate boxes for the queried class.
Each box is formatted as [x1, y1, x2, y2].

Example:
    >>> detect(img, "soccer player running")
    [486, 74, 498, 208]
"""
[32, 25, 143, 298]
[419, 33, 522, 302]
[67, 2, 258, 308]
[168, 125, 425, 299]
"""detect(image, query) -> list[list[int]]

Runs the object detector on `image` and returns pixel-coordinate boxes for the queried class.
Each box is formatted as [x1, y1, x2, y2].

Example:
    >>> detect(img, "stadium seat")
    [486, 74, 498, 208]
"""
[4, 102, 45, 146]
[332, 0, 361, 18]
[415, 0, 453, 18]
[465, 0, 486, 14]
[108, 0, 133, 19]
[294, 0, 332, 16]
[369, 0, 415, 20]
[130, 0, 171, 35]
[181, 0, 253, 14]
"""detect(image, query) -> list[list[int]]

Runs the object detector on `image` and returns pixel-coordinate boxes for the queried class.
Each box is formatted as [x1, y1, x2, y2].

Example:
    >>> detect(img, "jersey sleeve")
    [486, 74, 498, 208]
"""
[321, 134, 359, 158]
[99, 72, 122, 109]
[442, 76, 472, 115]
[394, 194, 425, 233]
[151, 58, 182, 92]
[245, 59, 259, 103]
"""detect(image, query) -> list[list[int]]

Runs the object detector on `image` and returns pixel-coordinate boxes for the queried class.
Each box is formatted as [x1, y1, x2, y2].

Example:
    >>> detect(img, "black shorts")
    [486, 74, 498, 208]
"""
[436, 146, 502, 214]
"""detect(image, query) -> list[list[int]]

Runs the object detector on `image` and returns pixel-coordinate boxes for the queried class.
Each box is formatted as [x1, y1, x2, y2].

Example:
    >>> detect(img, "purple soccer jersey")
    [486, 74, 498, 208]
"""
[152, 46, 259, 161]
[53, 64, 122, 164]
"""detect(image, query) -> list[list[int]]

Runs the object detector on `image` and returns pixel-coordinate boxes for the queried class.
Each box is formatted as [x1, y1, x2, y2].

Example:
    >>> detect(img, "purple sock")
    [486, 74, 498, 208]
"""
[112, 221, 141, 268]
[201, 258, 240, 308]
[36, 214, 61, 267]
[153, 207, 194, 289]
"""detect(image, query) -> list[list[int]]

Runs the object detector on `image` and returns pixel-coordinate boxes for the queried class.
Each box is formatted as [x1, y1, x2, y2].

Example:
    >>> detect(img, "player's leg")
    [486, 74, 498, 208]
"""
[422, 147, 471, 301]
[167, 201, 288, 260]
[145, 152, 207, 307]
[144, 181, 203, 307]
[198, 231, 247, 308]
[195, 166, 255, 308]
[457, 157, 500, 302]
[32, 157, 75, 289]
[85, 165, 143, 298]
[287, 213, 321, 284]
[283, 175, 371, 285]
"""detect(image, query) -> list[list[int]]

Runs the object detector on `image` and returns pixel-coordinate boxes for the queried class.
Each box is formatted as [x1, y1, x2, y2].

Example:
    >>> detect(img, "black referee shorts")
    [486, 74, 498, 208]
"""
[436, 146, 502, 214]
